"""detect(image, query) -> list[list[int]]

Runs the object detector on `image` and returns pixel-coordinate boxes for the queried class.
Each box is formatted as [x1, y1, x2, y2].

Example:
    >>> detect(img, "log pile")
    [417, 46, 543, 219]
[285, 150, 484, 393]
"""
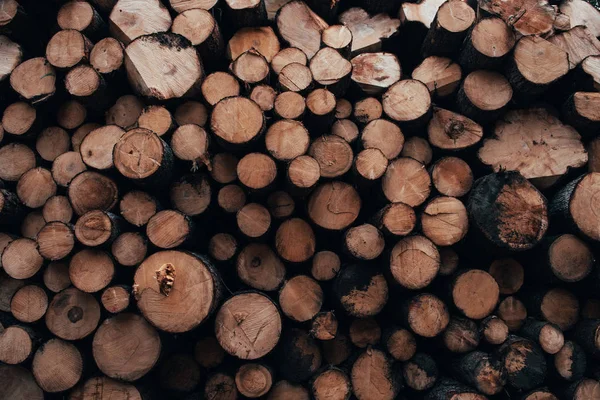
[3, 0, 600, 399]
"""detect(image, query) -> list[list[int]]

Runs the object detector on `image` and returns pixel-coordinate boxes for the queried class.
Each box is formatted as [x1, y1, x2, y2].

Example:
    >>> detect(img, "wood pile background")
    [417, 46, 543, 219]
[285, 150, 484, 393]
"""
[3, 0, 600, 398]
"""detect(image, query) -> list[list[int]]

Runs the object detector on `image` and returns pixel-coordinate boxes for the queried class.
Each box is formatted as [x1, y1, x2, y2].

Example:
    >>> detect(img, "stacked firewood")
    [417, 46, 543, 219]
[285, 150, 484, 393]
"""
[2, 0, 600, 398]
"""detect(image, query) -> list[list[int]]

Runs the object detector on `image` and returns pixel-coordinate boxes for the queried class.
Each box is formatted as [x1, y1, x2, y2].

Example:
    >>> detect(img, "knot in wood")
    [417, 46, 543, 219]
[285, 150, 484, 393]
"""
[156, 263, 176, 296]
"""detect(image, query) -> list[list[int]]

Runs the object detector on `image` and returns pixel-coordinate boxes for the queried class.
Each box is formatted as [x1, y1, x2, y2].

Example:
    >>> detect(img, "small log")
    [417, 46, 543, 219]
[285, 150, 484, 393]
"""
[0, 144, 36, 182]
[36, 221, 75, 261]
[350, 52, 401, 96]
[353, 97, 382, 125]
[235, 363, 273, 398]
[372, 202, 416, 237]
[311, 250, 341, 281]
[405, 293, 449, 337]
[308, 181, 361, 230]
[201, 72, 240, 107]
[124, 33, 203, 101]
[11, 285, 48, 323]
[230, 49, 270, 86]
[171, 125, 210, 169]
[266, 119, 310, 161]
[279, 275, 323, 322]
[554, 340, 586, 381]
[275, 218, 316, 263]
[276, 1, 329, 59]
[332, 119, 359, 143]
[267, 190, 295, 219]
[171, 8, 224, 66]
[422, 0, 475, 57]
[390, 235, 440, 289]
[45, 287, 100, 340]
[544, 233, 594, 283]
[109, 0, 172, 45]
[0, 36, 22, 82]
[46, 29, 92, 69]
[100, 285, 131, 313]
[2, 102, 37, 138]
[21, 211, 45, 240]
[111, 232, 147, 266]
[174, 100, 208, 127]
[36, 127, 70, 162]
[498, 296, 528, 332]
[382, 79, 431, 130]
[430, 157, 473, 197]
[146, 209, 194, 249]
[488, 258, 524, 295]
[335, 98, 352, 118]
[385, 327, 416, 361]
[32, 339, 82, 393]
[90, 37, 124, 75]
[311, 367, 351, 400]
[305, 88, 336, 133]
[119, 191, 159, 227]
[69, 249, 114, 293]
[443, 317, 480, 353]
[481, 316, 509, 345]
[170, 174, 211, 217]
[215, 292, 282, 359]
[58, 1, 106, 40]
[403, 353, 438, 391]
[228, 26, 280, 62]
[43, 262, 71, 293]
[274, 92, 306, 119]
[479, 108, 587, 182]
[351, 348, 401, 400]
[137, 105, 174, 137]
[277, 328, 321, 382]
[497, 336, 547, 391]
[412, 56, 462, 99]
[421, 196, 468, 246]
[310, 47, 352, 96]
[211, 96, 265, 149]
[237, 243, 285, 291]
[458, 17, 515, 71]
[237, 203, 271, 239]
[80, 125, 126, 171]
[287, 155, 320, 194]
[310, 311, 338, 340]
[344, 223, 384, 260]
[218, 184, 247, 213]
[279, 62, 313, 93]
[271, 46, 307, 74]
[452, 269, 499, 320]
[10, 57, 56, 104]
[339, 7, 400, 56]
[321, 25, 353, 58]
[521, 318, 564, 355]
[250, 84, 277, 111]
[63, 66, 106, 106]
[93, 313, 161, 381]
[74, 210, 121, 247]
[453, 351, 506, 395]
[105, 95, 143, 129]
[238, 152, 277, 191]
[382, 157, 431, 206]
[57, 100, 86, 130]
[457, 70, 512, 124]
[2, 238, 43, 279]
[0, 324, 36, 365]
[333, 263, 388, 317]
[16, 168, 56, 209]
[210, 153, 238, 184]
[309, 135, 353, 178]
[507, 36, 569, 101]
[134, 250, 222, 332]
[550, 173, 600, 242]
[468, 172, 548, 251]
[353, 148, 388, 187]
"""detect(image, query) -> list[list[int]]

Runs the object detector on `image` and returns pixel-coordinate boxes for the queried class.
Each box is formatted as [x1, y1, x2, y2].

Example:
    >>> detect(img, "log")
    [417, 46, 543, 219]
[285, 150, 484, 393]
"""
[70, 249, 114, 293]
[456, 70, 512, 124]
[309, 135, 353, 178]
[57, 100, 86, 130]
[170, 174, 211, 217]
[478, 0, 556, 37]
[109, 0, 172, 45]
[305, 88, 336, 132]
[70, 377, 141, 400]
[134, 250, 222, 332]
[333, 263, 388, 317]
[43, 262, 71, 294]
[218, 184, 247, 213]
[42, 196, 73, 223]
[215, 292, 282, 359]
[250, 84, 277, 111]
[308, 182, 361, 230]
[421, 0, 475, 57]
[236, 363, 273, 398]
[488, 258, 524, 295]
[10, 285, 48, 324]
[458, 18, 515, 71]
[382, 157, 431, 206]
[137, 105, 174, 137]
[385, 327, 416, 361]
[276, 1, 328, 59]
[100, 285, 131, 313]
[310, 311, 338, 340]
[46, 30, 92, 69]
[351, 348, 401, 400]
[80, 125, 125, 171]
[274, 91, 306, 119]
[443, 316, 480, 353]
[279, 62, 313, 93]
[237, 203, 271, 238]
[321, 25, 352, 58]
[479, 108, 587, 182]
[390, 235, 440, 289]
[2, 238, 43, 279]
[90, 37, 124, 75]
[146, 210, 193, 249]
[266, 119, 310, 161]
[481, 316, 509, 345]
[74, 210, 121, 247]
[279, 275, 323, 322]
[339, 8, 400, 56]
[0, 324, 36, 365]
[311, 367, 351, 400]
[271, 46, 307, 75]
[267, 190, 295, 219]
[402, 138, 430, 166]
[353, 97, 382, 125]
[204, 373, 238, 400]
[430, 157, 473, 197]
[405, 293, 449, 337]
[105, 95, 143, 129]
[238, 153, 277, 191]
[521, 318, 564, 355]
[10, 57, 56, 104]
[209, 152, 239, 183]
[560, 0, 600, 38]
[211, 96, 265, 149]
[175, 100, 208, 127]
[112, 233, 148, 266]
[45, 287, 100, 341]
[403, 353, 438, 391]
[228, 27, 281, 62]
[382, 79, 431, 130]
[287, 155, 320, 193]
[32, 339, 82, 393]
[498, 296, 528, 331]
[353, 149, 388, 187]
[412, 56, 462, 99]
[93, 313, 161, 381]
[36, 127, 70, 162]
[351, 52, 401, 96]
[230, 49, 270, 86]
[0, 35, 22, 83]
[547, 26, 600, 69]
[2, 102, 37, 138]
[452, 269, 499, 320]
[119, 191, 158, 227]
[421, 196, 468, 246]
[124, 33, 203, 101]
[171, 125, 210, 170]
[171, 8, 224, 67]
[497, 336, 547, 391]
[309, 47, 352, 96]
[36, 221, 75, 261]
[453, 351, 506, 395]
[0, 144, 36, 182]
[565, 379, 600, 400]
[311, 250, 341, 281]
[372, 202, 416, 237]
[237, 243, 285, 291]
[468, 172, 549, 251]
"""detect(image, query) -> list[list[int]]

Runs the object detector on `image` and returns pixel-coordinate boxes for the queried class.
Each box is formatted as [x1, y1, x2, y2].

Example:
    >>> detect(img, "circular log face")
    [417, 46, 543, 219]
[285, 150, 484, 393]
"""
[133, 251, 217, 332]
[215, 292, 282, 360]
